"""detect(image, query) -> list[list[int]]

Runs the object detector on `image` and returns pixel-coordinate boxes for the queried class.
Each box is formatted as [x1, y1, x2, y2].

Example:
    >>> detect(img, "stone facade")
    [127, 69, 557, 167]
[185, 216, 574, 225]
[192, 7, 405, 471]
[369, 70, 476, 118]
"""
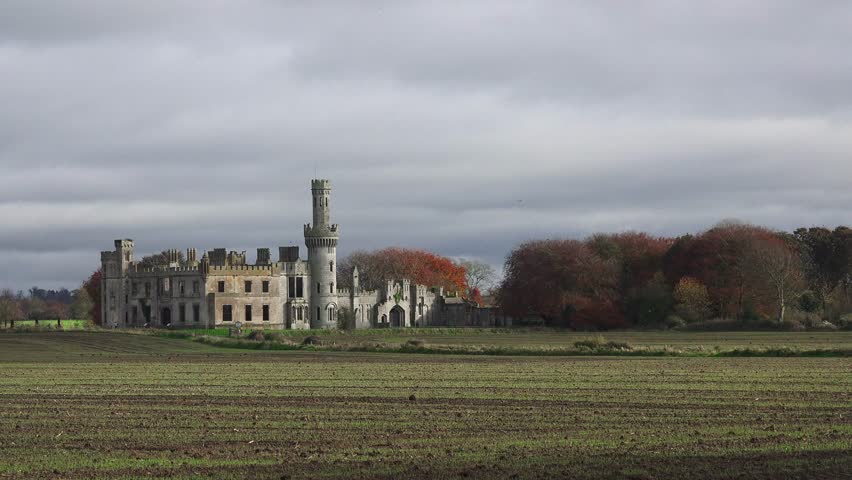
[100, 179, 508, 330]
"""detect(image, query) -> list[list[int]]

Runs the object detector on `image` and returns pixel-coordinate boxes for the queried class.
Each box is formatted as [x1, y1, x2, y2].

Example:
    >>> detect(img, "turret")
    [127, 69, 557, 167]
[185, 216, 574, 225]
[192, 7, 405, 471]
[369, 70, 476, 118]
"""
[304, 179, 339, 328]
[352, 266, 360, 294]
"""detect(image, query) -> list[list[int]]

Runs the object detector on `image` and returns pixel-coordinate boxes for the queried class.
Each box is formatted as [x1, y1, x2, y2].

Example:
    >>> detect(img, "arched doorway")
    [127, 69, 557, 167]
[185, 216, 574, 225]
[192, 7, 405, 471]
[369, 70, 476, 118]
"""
[161, 307, 171, 326]
[390, 306, 404, 328]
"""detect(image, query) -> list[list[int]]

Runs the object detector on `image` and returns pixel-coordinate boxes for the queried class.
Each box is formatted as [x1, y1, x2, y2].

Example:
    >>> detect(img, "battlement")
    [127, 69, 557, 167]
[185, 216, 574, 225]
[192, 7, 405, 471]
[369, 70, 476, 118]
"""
[311, 179, 331, 191]
[132, 264, 201, 274]
[304, 223, 339, 237]
[101, 251, 115, 262]
[208, 264, 275, 275]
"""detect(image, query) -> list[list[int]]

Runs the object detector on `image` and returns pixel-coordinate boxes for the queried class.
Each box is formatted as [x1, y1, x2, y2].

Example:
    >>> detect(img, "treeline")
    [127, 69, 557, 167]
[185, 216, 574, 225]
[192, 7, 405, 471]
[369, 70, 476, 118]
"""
[498, 222, 852, 330]
[0, 277, 102, 325]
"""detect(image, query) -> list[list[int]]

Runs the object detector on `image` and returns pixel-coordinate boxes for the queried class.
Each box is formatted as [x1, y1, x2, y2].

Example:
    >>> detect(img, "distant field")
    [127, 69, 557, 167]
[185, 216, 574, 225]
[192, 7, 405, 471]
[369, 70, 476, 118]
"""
[0, 332, 850, 479]
[1, 319, 91, 330]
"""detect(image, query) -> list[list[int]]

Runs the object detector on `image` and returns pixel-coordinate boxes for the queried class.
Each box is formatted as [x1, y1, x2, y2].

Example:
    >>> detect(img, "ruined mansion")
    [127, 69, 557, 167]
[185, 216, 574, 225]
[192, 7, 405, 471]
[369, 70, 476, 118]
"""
[100, 179, 503, 329]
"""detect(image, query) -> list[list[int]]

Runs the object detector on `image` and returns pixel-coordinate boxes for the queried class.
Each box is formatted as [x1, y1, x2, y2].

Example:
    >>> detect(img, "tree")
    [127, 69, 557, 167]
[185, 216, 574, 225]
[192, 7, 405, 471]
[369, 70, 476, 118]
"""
[338, 248, 467, 294]
[497, 239, 621, 328]
[793, 226, 852, 312]
[70, 288, 94, 320]
[744, 235, 806, 326]
[457, 258, 497, 297]
[664, 223, 777, 320]
[0, 289, 23, 328]
[83, 270, 103, 326]
[588, 232, 673, 325]
[672, 277, 711, 323]
[625, 272, 674, 326]
[138, 251, 185, 269]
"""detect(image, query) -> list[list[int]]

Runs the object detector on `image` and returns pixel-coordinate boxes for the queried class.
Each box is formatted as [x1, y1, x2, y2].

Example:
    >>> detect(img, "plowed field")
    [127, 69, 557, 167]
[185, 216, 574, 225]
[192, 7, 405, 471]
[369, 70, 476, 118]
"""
[0, 332, 850, 479]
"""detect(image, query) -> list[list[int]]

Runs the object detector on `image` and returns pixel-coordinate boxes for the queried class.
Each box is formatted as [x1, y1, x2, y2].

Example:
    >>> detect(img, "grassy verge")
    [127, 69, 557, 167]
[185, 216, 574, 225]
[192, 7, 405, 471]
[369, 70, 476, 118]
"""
[172, 332, 852, 357]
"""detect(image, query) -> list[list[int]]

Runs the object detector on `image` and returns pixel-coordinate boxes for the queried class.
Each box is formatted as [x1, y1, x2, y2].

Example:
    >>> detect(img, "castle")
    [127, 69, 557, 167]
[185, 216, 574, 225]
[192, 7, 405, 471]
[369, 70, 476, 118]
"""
[100, 179, 504, 329]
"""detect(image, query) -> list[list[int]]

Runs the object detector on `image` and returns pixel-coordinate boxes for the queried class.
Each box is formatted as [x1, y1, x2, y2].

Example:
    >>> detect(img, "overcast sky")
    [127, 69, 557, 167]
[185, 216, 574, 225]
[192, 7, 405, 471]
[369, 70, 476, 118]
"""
[1, 1, 851, 291]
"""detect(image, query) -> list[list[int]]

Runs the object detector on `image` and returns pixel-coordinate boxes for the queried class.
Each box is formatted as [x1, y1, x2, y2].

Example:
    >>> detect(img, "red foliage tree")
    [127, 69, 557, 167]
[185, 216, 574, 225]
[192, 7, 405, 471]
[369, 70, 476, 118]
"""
[664, 222, 778, 320]
[83, 269, 102, 326]
[497, 239, 622, 328]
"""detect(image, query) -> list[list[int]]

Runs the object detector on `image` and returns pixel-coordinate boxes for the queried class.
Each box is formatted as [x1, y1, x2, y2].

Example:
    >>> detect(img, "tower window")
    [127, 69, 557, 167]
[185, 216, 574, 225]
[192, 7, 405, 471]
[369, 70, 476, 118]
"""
[329, 261, 334, 272]
[330, 282, 334, 294]
[262, 281, 269, 293]
[218, 281, 225, 293]
[317, 282, 320, 294]
[245, 281, 252, 293]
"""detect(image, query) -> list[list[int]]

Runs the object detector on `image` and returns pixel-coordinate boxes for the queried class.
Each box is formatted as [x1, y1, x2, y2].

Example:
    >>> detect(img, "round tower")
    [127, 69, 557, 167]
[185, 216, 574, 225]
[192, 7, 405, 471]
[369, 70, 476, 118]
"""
[304, 179, 339, 328]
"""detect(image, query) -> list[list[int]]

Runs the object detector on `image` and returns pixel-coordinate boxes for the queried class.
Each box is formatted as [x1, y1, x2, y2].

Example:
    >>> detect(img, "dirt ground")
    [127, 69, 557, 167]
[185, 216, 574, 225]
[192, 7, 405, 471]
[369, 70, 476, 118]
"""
[0, 332, 850, 479]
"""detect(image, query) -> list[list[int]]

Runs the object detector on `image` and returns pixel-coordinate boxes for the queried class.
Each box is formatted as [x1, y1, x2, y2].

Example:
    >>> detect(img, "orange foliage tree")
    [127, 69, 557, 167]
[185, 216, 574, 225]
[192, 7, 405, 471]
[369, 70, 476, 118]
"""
[338, 248, 467, 295]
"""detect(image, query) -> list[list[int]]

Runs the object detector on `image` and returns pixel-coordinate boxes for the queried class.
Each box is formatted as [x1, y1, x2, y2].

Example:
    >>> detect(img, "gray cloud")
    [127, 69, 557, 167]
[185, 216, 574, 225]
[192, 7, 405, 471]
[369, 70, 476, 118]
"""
[1, 1, 852, 290]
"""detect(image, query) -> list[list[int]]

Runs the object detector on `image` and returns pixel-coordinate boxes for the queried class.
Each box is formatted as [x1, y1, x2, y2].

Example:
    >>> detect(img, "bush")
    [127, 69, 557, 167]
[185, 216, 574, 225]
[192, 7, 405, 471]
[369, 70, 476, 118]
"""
[839, 314, 852, 331]
[246, 330, 265, 341]
[665, 315, 686, 329]
[406, 339, 426, 347]
[302, 335, 323, 346]
[574, 335, 606, 350]
[798, 290, 821, 313]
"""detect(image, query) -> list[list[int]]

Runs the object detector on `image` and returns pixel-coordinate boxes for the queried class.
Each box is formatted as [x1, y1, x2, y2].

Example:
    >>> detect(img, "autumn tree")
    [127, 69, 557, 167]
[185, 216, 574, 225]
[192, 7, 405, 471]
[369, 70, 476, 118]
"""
[497, 239, 621, 328]
[743, 235, 806, 326]
[664, 222, 777, 320]
[588, 232, 673, 324]
[82, 270, 102, 326]
[338, 248, 467, 294]
[672, 277, 711, 323]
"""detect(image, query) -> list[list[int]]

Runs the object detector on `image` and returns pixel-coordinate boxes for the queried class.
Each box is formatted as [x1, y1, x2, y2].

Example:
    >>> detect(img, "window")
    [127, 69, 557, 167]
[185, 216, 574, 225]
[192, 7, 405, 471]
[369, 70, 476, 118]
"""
[218, 281, 225, 293]
[193, 304, 200, 323]
[245, 305, 252, 322]
[109, 294, 115, 310]
[262, 305, 269, 321]
[317, 282, 320, 294]
[179, 304, 186, 323]
[192, 281, 199, 294]
[316, 307, 320, 322]
[131, 282, 138, 295]
[262, 281, 269, 293]
[179, 281, 185, 296]
[329, 282, 334, 294]
[329, 261, 334, 272]
[132, 306, 138, 322]
[245, 281, 252, 293]
[288, 277, 295, 298]
[145, 282, 151, 297]
[222, 305, 232, 322]
[297, 308, 303, 321]
[296, 277, 303, 297]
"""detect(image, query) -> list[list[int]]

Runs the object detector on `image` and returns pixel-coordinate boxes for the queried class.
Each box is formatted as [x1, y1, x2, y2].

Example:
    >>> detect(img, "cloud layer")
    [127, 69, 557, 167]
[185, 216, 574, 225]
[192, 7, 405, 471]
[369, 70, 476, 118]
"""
[2, 1, 852, 290]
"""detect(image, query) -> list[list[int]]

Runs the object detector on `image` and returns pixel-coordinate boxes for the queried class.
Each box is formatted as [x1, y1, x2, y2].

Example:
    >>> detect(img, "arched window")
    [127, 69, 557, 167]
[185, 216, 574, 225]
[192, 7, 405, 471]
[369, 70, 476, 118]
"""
[329, 261, 334, 272]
